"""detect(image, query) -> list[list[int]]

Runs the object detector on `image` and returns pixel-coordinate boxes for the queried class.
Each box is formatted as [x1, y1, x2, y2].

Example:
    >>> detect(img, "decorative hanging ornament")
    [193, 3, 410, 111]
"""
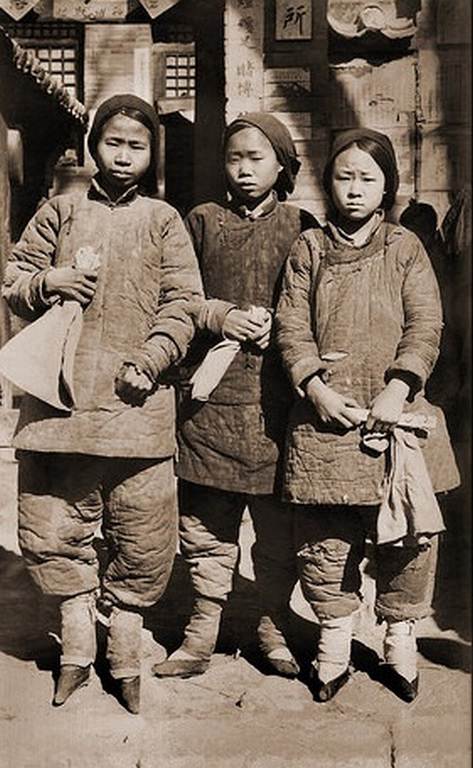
[0, 0, 42, 21]
[136, 0, 182, 20]
[51, 0, 127, 20]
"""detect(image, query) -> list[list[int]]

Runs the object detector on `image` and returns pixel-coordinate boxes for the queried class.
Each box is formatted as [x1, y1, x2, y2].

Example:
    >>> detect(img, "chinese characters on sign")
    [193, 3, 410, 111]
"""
[225, 0, 264, 120]
[275, 0, 312, 40]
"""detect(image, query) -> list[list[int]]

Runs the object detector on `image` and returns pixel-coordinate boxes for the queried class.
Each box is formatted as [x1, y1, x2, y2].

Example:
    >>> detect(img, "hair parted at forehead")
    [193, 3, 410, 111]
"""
[323, 128, 400, 211]
[87, 94, 159, 193]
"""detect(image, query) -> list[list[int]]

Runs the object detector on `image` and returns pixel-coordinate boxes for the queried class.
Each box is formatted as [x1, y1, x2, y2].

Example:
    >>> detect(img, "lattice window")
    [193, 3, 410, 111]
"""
[4, 23, 82, 100]
[165, 52, 196, 98]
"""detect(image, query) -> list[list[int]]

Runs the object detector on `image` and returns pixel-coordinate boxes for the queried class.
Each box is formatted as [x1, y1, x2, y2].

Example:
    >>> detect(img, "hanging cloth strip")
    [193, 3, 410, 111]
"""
[0, 247, 100, 411]
[190, 306, 268, 402]
[359, 414, 445, 547]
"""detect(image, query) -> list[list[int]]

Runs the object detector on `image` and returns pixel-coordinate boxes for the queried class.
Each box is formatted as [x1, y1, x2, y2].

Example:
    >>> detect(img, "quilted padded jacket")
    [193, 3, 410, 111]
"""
[275, 222, 460, 505]
[176, 199, 317, 494]
[2, 180, 203, 458]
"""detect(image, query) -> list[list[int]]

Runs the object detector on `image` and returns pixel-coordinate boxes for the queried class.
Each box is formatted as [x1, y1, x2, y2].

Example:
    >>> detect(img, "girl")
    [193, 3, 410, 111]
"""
[153, 113, 317, 679]
[2, 94, 203, 714]
[275, 128, 460, 702]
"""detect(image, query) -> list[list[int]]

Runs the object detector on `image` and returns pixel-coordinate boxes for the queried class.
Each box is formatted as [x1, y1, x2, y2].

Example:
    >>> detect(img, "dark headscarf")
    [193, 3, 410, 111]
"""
[224, 112, 301, 201]
[323, 128, 399, 211]
[87, 94, 159, 194]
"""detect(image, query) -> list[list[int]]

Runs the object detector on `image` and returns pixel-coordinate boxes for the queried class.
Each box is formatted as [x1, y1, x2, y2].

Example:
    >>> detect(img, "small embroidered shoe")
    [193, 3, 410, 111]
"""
[53, 665, 90, 706]
[119, 676, 141, 714]
[308, 666, 350, 702]
[382, 665, 419, 702]
[152, 657, 210, 679]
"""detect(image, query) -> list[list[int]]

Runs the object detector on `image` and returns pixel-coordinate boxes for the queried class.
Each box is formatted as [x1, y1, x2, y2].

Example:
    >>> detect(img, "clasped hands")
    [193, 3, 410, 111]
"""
[222, 306, 272, 350]
[305, 375, 410, 433]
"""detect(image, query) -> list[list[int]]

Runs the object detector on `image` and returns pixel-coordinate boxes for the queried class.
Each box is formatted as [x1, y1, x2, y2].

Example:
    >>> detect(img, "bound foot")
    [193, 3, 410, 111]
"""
[53, 664, 90, 706]
[152, 649, 209, 679]
[308, 665, 350, 703]
[382, 665, 419, 702]
[383, 620, 418, 702]
[263, 647, 300, 678]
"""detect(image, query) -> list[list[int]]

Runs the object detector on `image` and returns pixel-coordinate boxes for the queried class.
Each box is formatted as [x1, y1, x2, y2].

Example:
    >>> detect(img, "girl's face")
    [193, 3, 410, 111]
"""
[95, 113, 152, 194]
[225, 127, 283, 203]
[331, 146, 385, 224]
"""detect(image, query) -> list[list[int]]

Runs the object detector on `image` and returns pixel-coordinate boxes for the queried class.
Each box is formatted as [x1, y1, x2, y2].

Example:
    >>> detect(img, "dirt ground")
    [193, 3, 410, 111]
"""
[0, 450, 471, 768]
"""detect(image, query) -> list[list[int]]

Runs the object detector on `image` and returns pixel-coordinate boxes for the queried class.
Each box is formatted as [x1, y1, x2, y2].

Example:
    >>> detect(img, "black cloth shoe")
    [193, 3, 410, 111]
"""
[152, 657, 210, 679]
[382, 665, 419, 702]
[119, 676, 140, 714]
[262, 655, 300, 679]
[308, 666, 350, 702]
[53, 665, 90, 706]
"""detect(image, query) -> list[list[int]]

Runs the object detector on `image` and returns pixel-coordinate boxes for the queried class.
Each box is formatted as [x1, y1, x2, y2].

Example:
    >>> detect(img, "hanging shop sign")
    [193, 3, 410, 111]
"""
[0, 0, 41, 21]
[225, 0, 264, 120]
[52, 0, 127, 21]
[275, 0, 312, 41]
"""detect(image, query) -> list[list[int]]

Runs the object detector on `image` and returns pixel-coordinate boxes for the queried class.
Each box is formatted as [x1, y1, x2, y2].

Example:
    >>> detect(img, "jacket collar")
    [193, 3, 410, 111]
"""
[89, 176, 139, 206]
[328, 209, 385, 248]
[230, 190, 278, 221]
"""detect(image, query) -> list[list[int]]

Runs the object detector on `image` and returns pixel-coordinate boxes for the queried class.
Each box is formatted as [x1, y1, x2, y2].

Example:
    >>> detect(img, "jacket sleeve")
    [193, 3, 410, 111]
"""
[2, 199, 61, 321]
[386, 234, 443, 394]
[274, 232, 327, 393]
[185, 207, 236, 336]
[125, 209, 205, 381]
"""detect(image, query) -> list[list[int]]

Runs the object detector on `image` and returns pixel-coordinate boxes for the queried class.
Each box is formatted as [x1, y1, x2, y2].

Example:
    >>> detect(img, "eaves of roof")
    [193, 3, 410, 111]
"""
[0, 24, 88, 128]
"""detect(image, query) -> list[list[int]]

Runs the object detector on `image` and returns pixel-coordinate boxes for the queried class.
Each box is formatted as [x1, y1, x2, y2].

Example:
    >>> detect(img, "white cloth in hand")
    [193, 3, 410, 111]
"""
[190, 338, 240, 402]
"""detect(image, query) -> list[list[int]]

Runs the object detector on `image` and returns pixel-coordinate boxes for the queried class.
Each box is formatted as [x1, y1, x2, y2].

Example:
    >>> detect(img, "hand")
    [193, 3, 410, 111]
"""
[115, 364, 154, 406]
[366, 378, 410, 432]
[43, 266, 98, 306]
[305, 376, 363, 429]
[222, 308, 266, 343]
[250, 310, 272, 350]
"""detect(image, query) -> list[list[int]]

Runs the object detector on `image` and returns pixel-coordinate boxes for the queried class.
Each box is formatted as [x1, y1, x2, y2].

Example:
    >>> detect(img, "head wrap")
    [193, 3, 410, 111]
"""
[323, 128, 399, 211]
[223, 112, 301, 200]
[87, 94, 159, 193]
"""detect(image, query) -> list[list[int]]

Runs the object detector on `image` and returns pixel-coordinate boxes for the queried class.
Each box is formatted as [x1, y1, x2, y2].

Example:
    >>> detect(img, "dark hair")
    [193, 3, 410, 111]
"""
[88, 108, 153, 156]
[224, 123, 288, 200]
[223, 113, 301, 201]
[323, 134, 399, 212]
[101, 108, 155, 194]
[87, 95, 158, 194]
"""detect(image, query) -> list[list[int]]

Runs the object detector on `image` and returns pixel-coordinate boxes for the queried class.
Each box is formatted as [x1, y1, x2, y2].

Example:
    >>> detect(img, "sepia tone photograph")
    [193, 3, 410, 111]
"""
[0, 1, 471, 766]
